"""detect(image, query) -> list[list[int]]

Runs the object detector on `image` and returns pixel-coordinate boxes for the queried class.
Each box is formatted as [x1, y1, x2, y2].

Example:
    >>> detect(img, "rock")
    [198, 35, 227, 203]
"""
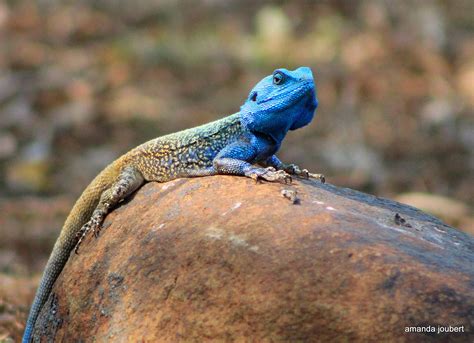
[395, 192, 471, 232]
[33, 177, 473, 342]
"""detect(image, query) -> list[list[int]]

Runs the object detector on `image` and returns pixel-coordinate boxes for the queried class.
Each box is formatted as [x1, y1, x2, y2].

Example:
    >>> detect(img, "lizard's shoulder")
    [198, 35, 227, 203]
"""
[126, 113, 242, 158]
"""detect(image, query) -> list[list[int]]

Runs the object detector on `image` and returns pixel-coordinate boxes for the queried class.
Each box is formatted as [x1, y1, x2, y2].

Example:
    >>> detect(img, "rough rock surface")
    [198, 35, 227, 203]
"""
[33, 176, 473, 342]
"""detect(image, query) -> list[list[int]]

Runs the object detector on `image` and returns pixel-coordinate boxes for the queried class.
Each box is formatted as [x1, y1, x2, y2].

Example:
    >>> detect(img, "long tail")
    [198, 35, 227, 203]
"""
[22, 162, 120, 342]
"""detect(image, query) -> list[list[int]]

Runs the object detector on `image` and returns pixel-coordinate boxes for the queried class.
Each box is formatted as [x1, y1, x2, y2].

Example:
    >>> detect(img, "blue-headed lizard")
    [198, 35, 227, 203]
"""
[23, 67, 324, 342]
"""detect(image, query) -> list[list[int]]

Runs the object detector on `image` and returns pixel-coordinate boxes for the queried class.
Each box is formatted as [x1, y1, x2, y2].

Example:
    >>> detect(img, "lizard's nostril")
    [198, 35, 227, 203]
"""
[250, 92, 258, 102]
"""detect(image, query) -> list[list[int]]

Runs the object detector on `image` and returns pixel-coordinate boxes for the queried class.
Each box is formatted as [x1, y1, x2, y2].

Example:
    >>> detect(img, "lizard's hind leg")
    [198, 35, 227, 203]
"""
[75, 167, 144, 253]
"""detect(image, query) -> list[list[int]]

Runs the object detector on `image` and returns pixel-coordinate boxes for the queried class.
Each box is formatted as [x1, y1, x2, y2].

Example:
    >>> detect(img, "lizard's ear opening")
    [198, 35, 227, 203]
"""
[250, 92, 257, 102]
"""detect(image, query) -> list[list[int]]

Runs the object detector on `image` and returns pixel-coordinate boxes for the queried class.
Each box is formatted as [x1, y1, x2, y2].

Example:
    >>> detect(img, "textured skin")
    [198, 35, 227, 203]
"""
[23, 67, 319, 342]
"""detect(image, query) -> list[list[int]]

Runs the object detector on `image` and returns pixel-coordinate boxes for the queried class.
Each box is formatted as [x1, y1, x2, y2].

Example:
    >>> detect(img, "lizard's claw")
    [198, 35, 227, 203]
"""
[247, 167, 292, 184]
[91, 217, 102, 238]
[299, 168, 310, 179]
[283, 164, 309, 179]
[283, 164, 325, 183]
[308, 173, 325, 183]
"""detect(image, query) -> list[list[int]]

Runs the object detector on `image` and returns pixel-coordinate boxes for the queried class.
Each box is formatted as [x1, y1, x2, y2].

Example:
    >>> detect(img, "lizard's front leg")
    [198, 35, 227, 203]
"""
[213, 142, 292, 183]
[263, 155, 325, 183]
[74, 167, 144, 253]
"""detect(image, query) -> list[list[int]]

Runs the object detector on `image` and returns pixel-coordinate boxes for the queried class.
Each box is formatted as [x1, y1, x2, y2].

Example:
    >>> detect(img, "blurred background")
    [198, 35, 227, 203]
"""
[0, 0, 473, 340]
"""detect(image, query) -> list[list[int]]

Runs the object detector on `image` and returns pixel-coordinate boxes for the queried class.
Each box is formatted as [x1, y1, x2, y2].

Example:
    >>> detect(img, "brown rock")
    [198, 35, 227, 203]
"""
[33, 177, 474, 342]
[395, 192, 471, 228]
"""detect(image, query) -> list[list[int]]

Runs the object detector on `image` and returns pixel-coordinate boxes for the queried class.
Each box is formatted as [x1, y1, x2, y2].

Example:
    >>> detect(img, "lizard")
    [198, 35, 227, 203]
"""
[22, 66, 324, 342]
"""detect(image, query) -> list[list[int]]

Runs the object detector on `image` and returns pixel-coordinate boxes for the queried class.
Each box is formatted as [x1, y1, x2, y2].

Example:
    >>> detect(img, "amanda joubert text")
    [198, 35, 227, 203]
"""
[405, 325, 465, 334]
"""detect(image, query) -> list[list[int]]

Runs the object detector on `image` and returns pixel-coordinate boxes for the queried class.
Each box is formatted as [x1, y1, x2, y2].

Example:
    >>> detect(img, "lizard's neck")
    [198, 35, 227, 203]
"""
[238, 110, 290, 146]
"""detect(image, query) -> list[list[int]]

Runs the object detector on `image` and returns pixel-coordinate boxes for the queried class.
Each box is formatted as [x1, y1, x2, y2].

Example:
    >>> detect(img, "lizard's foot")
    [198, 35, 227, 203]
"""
[283, 164, 325, 183]
[246, 167, 292, 184]
[74, 215, 104, 254]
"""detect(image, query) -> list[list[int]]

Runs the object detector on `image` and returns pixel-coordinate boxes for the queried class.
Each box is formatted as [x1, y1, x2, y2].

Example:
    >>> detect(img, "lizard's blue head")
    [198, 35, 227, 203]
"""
[240, 67, 318, 144]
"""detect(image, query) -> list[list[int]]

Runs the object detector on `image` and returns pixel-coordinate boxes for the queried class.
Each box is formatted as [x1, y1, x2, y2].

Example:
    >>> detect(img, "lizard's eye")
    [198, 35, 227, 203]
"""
[250, 91, 257, 102]
[273, 72, 284, 85]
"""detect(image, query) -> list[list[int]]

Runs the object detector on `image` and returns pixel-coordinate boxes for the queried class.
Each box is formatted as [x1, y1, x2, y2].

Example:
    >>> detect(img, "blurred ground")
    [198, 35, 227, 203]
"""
[0, 0, 473, 340]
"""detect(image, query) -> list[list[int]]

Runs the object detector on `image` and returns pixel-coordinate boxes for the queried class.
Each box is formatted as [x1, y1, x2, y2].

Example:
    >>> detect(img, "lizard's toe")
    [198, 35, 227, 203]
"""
[245, 167, 292, 184]
[74, 223, 91, 254]
[91, 218, 102, 238]
[283, 163, 298, 175]
[308, 173, 325, 183]
[247, 172, 260, 183]
[262, 169, 292, 184]
[300, 168, 310, 179]
[283, 164, 311, 179]
[74, 215, 104, 253]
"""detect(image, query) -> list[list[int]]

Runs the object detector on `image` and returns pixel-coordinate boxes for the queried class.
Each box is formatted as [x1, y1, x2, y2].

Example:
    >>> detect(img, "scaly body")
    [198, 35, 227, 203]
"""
[23, 67, 322, 342]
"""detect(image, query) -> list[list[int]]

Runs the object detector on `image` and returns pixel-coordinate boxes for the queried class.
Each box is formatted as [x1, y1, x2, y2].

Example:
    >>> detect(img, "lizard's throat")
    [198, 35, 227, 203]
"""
[240, 111, 291, 145]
